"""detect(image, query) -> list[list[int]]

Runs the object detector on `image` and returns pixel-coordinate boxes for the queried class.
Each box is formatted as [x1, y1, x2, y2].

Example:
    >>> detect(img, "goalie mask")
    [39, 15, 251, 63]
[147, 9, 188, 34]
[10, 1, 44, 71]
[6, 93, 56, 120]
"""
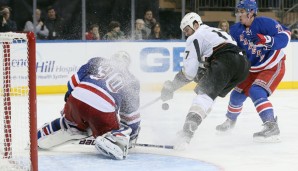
[180, 12, 202, 31]
[110, 51, 131, 68]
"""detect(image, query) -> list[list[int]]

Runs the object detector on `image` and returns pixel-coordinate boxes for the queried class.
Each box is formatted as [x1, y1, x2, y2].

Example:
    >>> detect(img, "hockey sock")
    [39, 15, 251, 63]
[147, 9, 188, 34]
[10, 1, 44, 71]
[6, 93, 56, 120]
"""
[249, 85, 275, 123]
[37, 117, 84, 140]
[226, 90, 247, 121]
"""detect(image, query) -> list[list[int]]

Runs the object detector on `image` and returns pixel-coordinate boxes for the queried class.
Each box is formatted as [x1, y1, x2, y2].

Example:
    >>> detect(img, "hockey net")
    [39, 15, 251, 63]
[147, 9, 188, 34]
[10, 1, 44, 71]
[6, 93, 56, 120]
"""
[0, 32, 37, 171]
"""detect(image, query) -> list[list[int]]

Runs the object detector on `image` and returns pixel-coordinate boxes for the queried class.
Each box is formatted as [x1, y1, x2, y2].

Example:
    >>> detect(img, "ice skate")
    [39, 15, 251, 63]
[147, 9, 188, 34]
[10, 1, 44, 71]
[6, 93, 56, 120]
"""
[253, 118, 281, 143]
[216, 118, 236, 132]
[174, 116, 200, 150]
[174, 129, 193, 150]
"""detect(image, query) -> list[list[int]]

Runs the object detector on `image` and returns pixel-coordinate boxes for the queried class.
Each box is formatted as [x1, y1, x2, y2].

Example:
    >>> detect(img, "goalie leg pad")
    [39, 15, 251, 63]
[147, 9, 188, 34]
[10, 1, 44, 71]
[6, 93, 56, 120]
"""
[95, 136, 127, 160]
[95, 127, 131, 160]
[38, 117, 88, 149]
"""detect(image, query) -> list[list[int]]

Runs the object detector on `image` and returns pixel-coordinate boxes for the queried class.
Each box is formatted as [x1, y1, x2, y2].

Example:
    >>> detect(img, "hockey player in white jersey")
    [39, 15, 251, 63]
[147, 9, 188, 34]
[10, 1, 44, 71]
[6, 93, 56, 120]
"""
[160, 12, 250, 148]
[37, 51, 141, 160]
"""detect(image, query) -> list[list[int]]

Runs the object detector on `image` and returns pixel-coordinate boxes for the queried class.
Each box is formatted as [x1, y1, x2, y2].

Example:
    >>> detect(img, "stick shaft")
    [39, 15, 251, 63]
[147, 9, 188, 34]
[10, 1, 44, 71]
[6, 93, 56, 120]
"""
[71, 137, 174, 149]
[140, 97, 160, 110]
[134, 143, 174, 149]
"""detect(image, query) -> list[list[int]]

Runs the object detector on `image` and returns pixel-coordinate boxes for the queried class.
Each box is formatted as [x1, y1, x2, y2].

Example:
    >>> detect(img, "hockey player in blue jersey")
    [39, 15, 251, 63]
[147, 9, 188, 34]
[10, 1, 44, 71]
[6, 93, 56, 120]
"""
[37, 51, 141, 160]
[216, 0, 291, 142]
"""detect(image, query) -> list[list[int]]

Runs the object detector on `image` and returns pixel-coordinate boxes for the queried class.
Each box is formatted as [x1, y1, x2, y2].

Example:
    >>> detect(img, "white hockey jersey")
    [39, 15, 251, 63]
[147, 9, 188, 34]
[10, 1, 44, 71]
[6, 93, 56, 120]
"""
[182, 24, 237, 80]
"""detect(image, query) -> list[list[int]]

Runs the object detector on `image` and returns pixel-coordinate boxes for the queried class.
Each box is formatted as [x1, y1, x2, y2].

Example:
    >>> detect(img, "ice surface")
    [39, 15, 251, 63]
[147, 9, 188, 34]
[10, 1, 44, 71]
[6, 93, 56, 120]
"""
[39, 153, 221, 171]
[37, 90, 298, 171]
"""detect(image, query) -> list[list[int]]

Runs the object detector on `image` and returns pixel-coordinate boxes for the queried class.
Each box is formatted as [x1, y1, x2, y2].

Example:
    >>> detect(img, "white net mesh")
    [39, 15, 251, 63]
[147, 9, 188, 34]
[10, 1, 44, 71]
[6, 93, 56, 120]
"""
[0, 33, 32, 170]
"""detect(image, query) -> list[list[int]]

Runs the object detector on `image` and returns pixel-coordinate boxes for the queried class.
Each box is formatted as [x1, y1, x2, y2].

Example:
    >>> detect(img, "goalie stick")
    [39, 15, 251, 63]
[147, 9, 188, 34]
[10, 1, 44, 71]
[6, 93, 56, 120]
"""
[71, 136, 174, 150]
[133, 143, 174, 149]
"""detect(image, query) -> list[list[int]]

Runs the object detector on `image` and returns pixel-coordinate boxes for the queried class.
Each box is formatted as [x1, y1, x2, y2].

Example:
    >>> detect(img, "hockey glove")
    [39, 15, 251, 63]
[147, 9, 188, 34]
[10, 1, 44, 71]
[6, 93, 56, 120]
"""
[161, 80, 175, 102]
[64, 91, 71, 102]
[250, 34, 273, 46]
[194, 68, 207, 83]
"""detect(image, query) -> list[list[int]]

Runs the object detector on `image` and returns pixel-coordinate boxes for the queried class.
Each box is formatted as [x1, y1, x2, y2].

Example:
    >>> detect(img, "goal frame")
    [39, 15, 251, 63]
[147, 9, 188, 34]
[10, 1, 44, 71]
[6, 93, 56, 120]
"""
[1, 32, 37, 171]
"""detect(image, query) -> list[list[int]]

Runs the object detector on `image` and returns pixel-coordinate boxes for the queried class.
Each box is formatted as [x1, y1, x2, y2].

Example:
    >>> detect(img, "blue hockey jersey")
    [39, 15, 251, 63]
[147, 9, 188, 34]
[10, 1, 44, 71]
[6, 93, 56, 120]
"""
[230, 16, 291, 72]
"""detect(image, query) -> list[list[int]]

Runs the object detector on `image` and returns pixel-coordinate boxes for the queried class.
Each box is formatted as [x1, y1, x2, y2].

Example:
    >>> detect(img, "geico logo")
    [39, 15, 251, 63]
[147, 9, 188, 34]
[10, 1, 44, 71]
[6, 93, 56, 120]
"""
[140, 47, 185, 72]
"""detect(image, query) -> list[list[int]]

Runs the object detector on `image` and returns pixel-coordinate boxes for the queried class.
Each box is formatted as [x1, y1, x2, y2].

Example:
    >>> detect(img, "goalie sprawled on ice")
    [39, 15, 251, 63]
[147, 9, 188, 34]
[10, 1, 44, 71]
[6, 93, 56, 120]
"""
[37, 51, 141, 160]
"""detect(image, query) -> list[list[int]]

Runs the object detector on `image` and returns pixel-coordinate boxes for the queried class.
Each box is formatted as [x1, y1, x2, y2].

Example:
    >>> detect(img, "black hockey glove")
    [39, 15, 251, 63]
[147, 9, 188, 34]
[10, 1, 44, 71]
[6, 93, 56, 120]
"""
[64, 91, 71, 102]
[161, 80, 175, 102]
[194, 67, 207, 83]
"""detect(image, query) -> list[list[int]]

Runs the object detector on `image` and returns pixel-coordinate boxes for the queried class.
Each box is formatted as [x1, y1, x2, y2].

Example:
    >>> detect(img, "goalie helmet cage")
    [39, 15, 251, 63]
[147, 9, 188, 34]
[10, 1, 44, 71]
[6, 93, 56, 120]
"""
[0, 32, 37, 171]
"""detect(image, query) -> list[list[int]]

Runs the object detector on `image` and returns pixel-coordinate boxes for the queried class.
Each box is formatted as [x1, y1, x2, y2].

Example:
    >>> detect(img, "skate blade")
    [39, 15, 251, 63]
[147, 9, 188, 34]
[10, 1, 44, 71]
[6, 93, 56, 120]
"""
[253, 135, 281, 143]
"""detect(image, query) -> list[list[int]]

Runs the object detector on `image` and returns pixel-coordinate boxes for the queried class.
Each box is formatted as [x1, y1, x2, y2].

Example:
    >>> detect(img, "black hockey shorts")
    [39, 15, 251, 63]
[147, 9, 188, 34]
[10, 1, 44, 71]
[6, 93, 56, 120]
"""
[194, 48, 250, 100]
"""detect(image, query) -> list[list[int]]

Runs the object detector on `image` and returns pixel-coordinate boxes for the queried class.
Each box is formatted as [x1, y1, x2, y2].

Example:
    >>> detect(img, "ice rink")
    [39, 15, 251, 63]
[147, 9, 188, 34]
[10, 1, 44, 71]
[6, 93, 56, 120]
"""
[38, 89, 298, 171]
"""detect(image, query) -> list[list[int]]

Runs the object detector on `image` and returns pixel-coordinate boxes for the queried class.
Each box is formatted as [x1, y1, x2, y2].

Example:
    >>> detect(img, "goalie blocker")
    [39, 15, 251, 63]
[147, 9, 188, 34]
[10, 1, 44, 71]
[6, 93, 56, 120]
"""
[38, 52, 141, 160]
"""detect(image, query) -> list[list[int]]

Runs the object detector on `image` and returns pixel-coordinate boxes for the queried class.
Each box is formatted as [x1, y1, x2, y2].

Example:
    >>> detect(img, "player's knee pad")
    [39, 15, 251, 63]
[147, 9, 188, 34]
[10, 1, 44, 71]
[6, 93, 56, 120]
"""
[37, 117, 87, 149]
[229, 90, 247, 106]
[95, 129, 131, 160]
[249, 85, 268, 102]
[188, 93, 214, 119]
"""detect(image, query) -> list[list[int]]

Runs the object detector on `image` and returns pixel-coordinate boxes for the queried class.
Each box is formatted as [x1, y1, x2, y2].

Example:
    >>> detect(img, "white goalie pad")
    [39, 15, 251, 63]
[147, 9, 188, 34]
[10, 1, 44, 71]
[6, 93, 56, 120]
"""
[38, 128, 88, 149]
[95, 131, 130, 160]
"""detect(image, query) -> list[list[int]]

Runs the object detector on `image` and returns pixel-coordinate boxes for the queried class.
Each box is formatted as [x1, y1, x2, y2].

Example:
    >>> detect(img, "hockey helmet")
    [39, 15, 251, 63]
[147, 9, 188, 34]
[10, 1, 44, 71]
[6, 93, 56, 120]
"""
[236, 0, 258, 14]
[110, 51, 131, 68]
[180, 12, 202, 31]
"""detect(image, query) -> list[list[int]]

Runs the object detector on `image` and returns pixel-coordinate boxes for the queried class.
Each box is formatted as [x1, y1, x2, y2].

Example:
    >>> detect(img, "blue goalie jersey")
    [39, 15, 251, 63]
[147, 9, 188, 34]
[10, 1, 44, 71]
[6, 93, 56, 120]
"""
[66, 57, 141, 134]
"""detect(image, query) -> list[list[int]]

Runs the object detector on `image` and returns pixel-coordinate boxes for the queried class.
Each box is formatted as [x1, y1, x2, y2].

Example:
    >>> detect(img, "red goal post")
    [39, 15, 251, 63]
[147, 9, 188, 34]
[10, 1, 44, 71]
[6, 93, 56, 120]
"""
[0, 32, 37, 171]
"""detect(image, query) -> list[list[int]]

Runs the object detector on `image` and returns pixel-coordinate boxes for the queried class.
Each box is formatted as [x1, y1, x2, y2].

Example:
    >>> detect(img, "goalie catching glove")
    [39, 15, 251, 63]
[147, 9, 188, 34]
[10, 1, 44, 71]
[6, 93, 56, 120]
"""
[64, 91, 71, 102]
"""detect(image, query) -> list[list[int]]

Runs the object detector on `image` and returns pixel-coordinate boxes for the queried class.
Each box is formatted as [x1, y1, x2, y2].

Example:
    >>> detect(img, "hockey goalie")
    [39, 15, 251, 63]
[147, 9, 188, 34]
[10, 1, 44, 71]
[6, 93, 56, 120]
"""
[37, 51, 141, 160]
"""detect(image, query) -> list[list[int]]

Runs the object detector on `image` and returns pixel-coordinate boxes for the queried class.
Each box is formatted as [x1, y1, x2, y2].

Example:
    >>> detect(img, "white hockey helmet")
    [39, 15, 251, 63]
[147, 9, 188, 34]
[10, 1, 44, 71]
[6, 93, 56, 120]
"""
[110, 51, 131, 68]
[180, 12, 203, 31]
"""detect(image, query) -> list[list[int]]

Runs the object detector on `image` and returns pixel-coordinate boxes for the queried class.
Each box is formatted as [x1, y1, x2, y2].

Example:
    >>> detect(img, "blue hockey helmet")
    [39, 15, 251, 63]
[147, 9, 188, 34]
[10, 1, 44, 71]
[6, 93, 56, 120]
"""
[236, 0, 258, 14]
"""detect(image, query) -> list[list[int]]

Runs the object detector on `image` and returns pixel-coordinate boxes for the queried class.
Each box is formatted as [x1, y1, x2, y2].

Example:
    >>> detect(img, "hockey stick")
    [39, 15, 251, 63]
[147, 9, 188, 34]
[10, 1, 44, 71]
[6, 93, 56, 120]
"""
[140, 96, 161, 110]
[133, 143, 174, 149]
[71, 136, 174, 150]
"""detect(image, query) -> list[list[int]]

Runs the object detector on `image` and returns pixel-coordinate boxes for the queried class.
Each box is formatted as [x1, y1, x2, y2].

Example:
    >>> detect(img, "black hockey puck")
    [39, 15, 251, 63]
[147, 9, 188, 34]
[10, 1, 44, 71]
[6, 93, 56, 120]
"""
[162, 103, 169, 110]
